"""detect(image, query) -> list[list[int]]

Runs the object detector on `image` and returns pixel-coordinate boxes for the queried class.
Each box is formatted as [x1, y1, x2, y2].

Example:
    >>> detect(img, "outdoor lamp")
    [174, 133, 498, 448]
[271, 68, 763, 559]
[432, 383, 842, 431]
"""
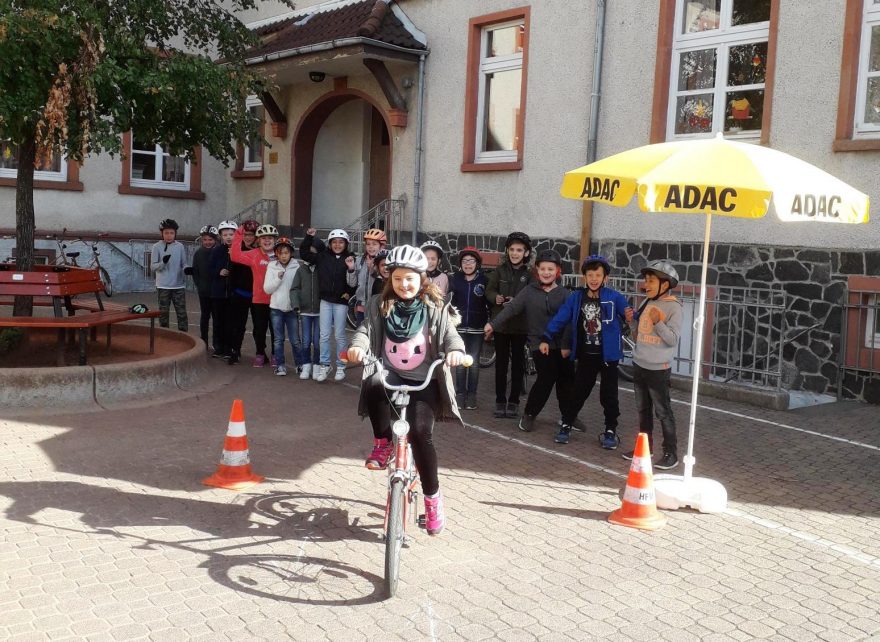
[309, 71, 326, 83]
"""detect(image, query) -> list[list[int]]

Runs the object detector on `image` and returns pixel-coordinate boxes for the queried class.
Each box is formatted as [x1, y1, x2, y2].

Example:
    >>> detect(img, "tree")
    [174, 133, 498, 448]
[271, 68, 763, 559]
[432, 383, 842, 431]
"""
[0, 0, 291, 315]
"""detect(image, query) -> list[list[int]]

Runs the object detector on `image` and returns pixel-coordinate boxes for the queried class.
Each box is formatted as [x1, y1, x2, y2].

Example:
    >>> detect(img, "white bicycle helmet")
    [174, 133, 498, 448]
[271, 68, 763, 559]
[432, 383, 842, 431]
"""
[255, 224, 278, 238]
[199, 225, 219, 236]
[641, 260, 680, 289]
[217, 220, 238, 232]
[327, 228, 350, 243]
[385, 245, 429, 273]
[420, 240, 445, 257]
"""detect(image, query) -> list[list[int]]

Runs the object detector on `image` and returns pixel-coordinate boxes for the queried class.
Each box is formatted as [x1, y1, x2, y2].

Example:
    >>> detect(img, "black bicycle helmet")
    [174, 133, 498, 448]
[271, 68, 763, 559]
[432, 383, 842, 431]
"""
[535, 249, 562, 266]
[581, 254, 611, 275]
[159, 218, 179, 231]
[505, 232, 532, 251]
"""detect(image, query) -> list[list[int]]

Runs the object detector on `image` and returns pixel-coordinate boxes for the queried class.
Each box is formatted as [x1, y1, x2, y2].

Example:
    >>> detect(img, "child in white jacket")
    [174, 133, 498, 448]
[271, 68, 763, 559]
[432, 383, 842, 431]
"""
[263, 237, 301, 376]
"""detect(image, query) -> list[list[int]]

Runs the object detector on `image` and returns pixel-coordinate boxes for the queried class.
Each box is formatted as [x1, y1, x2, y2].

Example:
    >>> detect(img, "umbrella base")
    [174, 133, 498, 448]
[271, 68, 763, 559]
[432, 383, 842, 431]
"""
[655, 474, 727, 513]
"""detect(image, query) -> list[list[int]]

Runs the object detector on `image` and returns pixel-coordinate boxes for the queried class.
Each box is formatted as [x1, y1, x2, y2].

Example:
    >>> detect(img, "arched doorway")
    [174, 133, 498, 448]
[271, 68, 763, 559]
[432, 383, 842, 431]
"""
[291, 91, 391, 232]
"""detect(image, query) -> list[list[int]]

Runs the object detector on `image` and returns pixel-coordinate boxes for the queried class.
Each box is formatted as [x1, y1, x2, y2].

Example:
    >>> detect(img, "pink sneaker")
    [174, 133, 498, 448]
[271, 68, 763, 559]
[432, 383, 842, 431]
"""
[424, 492, 445, 536]
[365, 438, 393, 470]
[252, 355, 266, 368]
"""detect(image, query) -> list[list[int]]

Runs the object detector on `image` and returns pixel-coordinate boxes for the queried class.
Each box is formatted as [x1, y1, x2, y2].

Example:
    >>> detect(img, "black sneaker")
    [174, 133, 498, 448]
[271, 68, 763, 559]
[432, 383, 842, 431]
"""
[621, 450, 635, 461]
[518, 414, 535, 432]
[559, 418, 586, 433]
[211, 349, 225, 359]
[655, 452, 679, 470]
[465, 394, 478, 410]
[506, 402, 519, 419]
[494, 402, 506, 418]
[227, 354, 239, 366]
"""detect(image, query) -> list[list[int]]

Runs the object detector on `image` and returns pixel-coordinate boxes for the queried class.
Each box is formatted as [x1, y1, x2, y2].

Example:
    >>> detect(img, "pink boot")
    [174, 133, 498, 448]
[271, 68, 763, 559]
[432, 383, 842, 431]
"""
[365, 438, 393, 470]
[424, 491, 445, 536]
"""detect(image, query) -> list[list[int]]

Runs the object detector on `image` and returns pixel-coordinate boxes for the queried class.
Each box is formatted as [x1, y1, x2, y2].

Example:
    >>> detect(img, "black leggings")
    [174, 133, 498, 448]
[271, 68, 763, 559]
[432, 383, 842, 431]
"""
[365, 377, 441, 496]
[494, 332, 527, 404]
[229, 295, 273, 358]
[198, 295, 213, 348]
[211, 298, 232, 355]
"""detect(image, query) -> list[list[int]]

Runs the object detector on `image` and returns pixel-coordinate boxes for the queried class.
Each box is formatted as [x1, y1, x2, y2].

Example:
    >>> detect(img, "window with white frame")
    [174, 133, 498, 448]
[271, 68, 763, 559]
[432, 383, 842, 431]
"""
[0, 141, 67, 181]
[855, 1, 880, 136]
[867, 294, 880, 349]
[244, 97, 264, 171]
[130, 136, 190, 190]
[668, 0, 770, 139]
[475, 19, 525, 163]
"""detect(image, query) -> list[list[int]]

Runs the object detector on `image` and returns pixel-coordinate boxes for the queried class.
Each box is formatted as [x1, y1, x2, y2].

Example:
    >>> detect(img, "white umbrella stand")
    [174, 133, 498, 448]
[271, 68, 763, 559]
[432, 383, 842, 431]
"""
[653, 211, 728, 513]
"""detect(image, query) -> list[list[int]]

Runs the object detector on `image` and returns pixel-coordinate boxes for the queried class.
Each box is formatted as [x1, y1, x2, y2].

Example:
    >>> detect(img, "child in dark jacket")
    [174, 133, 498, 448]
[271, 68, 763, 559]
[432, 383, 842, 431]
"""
[450, 246, 489, 410]
[188, 225, 218, 353]
[299, 228, 357, 382]
[486, 250, 570, 433]
[290, 258, 321, 380]
[208, 221, 238, 359]
[541, 255, 633, 447]
[486, 232, 534, 419]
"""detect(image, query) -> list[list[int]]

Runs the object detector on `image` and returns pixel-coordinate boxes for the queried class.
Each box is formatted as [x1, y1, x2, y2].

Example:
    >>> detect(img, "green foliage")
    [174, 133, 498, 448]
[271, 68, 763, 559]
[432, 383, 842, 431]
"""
[0, 0, 293, 164]
[0, 327, 23, 355]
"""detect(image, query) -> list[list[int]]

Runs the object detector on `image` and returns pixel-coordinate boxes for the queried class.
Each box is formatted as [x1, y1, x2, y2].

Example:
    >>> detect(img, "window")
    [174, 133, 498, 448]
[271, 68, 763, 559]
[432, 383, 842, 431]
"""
[244, 97, 265, 171]
[867, 294, 880, 349]
[130, 136, 190, 190]
[854, 1, 880, 137]
[666, 0, 771, 139]
[0, 141, 67, 181]
[462, 7, 530, 172]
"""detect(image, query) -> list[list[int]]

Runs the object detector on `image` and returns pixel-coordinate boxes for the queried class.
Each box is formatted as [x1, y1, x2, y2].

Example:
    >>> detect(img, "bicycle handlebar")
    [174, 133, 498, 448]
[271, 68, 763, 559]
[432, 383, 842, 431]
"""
[342, 351, 472, 392]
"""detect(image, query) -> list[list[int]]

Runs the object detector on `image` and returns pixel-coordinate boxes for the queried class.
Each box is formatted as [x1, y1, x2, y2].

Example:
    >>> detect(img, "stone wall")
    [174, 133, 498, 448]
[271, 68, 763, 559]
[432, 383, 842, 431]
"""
[420, 231, 880, 403]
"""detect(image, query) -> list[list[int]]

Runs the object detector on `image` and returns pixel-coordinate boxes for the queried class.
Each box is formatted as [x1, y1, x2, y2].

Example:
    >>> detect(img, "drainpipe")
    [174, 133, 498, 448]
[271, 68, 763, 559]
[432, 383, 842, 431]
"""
[580, 0, 607, 265]
[411, 52, 427, 245]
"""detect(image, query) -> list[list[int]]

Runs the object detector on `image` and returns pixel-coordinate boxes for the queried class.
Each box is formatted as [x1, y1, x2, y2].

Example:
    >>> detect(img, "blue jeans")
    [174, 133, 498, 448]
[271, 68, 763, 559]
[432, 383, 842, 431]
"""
[270, 309, 302, 367]
[299, 314, 320, 365]
[319, 300, 349, 367]
[456, 331, 483, 395]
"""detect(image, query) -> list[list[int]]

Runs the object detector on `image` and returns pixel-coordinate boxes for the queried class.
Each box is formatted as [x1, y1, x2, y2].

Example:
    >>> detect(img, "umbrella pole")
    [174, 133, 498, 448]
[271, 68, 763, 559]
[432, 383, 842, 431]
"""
[684, 211, 713, 483]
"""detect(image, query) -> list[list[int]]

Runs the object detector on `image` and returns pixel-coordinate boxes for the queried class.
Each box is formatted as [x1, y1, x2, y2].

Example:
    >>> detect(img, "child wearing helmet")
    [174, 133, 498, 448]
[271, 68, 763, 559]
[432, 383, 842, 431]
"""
[208, 221, 238, 359]
[624, 260, 683, 470]
[263, 237, 302, 376]
[230, 222, 279, 367]
[420, 240, 449, 296]
[450, 246, 489, 410]
[371, 248, 391, 297]
[347, 245, 468, 536]
[150, 218, 188, 332]
[186, 225, 219, 353]
[354, 228, 387, 323]
[224, 220, 258, 364]
[485, 250, 571, 433]
[300, 227, 357, 382]
[486, 232, 534, 418]
[540, 255, 633, 446]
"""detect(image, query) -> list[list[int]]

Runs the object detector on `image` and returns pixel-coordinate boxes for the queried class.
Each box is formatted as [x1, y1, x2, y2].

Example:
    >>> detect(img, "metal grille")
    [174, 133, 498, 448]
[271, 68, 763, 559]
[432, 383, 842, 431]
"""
[562, 274, 787, 387]
[839, 286, 880, 395]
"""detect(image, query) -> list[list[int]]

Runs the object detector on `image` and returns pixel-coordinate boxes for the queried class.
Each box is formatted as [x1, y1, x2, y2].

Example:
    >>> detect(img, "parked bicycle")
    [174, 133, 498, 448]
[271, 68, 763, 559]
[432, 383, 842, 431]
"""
[618, 323, 635, 382]
[347, 351, 472, 598]
[51, 228, 114, 297]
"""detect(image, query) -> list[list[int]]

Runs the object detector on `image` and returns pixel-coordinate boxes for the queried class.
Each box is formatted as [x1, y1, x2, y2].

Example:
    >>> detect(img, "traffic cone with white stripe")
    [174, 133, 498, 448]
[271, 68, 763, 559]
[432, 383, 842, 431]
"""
[608, 433, 666, 530]
[203, 399, 264, 490]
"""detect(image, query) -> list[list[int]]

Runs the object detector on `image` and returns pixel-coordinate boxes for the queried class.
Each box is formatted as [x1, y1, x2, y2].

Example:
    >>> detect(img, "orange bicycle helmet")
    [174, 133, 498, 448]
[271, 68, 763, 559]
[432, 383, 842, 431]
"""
[363, 228, 387, 244]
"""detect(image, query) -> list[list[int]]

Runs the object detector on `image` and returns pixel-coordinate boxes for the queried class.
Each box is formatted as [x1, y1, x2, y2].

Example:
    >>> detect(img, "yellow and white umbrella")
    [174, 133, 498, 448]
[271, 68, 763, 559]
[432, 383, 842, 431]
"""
[561, 133, 870, 513]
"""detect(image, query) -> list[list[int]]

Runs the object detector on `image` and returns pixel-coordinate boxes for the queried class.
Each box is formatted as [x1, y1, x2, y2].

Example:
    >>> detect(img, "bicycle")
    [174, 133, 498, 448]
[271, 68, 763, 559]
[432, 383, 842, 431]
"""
[52, 228, 114, 297]
[618, 322, 635, 382]
[349, 351, 472, 598]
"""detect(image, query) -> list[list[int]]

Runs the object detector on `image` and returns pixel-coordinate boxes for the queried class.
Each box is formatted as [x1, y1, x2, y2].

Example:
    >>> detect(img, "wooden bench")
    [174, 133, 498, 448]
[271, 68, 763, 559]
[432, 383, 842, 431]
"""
[0, 310, 160, 366]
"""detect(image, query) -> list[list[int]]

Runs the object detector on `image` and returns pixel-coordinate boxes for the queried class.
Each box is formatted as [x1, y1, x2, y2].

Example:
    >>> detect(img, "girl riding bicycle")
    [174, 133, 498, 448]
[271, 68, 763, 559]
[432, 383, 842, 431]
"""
[346, 245, 467, 536]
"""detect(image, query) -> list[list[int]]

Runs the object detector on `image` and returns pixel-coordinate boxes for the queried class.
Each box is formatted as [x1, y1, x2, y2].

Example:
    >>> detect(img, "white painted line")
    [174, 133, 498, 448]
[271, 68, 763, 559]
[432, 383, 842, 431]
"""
[618, 385, 880, 453]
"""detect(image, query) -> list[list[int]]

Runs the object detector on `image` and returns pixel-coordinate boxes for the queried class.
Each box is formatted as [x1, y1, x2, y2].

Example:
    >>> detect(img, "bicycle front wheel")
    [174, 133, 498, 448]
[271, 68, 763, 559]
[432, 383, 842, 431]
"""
[346, 298, 359, 329]
[479, 337, 496, 368]
[384, 479, 405, 598]
[99, 266, 113, 297]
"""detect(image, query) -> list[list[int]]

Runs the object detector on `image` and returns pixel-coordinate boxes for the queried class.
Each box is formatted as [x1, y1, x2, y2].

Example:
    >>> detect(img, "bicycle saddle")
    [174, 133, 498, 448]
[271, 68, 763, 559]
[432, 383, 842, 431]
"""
[65, 251, 80, 259]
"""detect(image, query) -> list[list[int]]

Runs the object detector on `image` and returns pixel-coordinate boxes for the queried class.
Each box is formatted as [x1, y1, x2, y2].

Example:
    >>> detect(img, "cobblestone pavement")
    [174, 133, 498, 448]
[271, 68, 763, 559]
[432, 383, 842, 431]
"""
[2, 299, 880, 641]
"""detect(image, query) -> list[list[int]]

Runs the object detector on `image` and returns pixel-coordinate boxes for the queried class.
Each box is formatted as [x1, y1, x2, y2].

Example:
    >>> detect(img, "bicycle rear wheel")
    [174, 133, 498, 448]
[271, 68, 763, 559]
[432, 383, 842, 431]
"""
[99, 266, 113, 298]
[384, 479, 405, 598]
[346, 298, 359, 329]
[479, 336, 496, 368]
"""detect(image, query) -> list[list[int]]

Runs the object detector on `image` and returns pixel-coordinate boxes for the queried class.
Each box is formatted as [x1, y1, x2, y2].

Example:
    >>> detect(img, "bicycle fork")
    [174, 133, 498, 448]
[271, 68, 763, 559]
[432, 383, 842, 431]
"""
[382, 395, 421, 538]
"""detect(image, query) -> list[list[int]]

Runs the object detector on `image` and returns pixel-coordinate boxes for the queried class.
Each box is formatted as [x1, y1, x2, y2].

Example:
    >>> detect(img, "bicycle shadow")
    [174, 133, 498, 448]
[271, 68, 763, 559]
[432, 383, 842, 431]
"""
[481, 500, 609, 522]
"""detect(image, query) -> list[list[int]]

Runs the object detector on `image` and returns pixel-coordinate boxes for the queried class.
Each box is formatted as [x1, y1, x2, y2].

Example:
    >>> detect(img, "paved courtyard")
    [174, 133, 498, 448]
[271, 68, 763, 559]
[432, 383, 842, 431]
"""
[2, 298, 880, 641]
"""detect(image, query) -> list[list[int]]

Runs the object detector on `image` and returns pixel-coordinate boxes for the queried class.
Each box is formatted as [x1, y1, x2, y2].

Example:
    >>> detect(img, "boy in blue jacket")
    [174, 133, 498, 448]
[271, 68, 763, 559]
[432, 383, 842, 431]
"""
[450, 246, 489, 410]
[540, 255, 632, 446]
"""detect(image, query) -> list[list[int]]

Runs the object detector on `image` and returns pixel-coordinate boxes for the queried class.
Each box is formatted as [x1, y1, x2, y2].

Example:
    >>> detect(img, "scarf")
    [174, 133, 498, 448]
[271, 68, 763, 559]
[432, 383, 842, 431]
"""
[384, 298, 427, 343]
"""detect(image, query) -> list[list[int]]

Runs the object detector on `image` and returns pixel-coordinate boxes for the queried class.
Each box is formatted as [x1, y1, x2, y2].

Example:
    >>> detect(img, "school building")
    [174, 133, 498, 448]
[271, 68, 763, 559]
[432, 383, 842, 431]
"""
[0, 0, 878, 402]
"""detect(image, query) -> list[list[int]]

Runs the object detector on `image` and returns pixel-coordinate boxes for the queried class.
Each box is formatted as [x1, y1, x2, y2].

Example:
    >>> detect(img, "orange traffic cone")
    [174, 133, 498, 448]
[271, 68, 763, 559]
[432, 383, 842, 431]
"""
[608, 433, 666, 530]
[203, 399, 264, 490]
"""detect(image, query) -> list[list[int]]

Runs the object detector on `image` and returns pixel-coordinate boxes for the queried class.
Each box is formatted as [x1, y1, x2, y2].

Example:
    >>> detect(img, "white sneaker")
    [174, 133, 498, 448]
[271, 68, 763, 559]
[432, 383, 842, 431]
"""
[300, 364, 312, 380]
[274, 365, 287, 377]
[334, 367, 346, 382]
[315, 365, 328, 382]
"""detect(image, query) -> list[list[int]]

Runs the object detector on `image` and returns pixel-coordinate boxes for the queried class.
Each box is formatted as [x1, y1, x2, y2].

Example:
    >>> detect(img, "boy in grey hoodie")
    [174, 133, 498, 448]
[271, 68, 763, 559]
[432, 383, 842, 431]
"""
[151, 218, 188, 332]
[624, 260, 683, 470]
